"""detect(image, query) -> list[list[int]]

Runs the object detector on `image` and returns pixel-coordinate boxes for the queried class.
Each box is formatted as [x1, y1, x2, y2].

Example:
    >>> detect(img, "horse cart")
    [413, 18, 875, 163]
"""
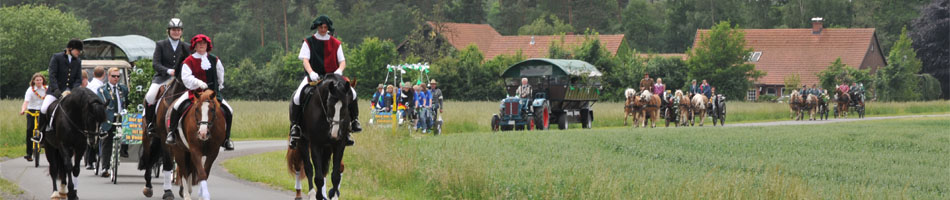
[369, 63, 443, 134]
[491, 59, 602, 131]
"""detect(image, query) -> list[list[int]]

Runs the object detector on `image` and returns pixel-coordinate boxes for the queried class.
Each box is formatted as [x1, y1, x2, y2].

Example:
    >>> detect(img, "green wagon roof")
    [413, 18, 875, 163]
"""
[502, 58, 603, 78]
[82, 35, 155, 62]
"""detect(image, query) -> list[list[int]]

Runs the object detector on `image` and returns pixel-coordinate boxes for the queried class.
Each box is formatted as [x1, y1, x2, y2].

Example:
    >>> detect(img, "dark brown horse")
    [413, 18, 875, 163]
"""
[835, 90, 851, 118]
[291, 74, 355, 200]
[43, 88, 106, 199]
[140, 80, 185, 199]
[167, 89, 227, 200]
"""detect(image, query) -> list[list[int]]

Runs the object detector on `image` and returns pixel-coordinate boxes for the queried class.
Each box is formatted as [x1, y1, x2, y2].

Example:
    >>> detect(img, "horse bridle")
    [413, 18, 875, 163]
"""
[194, 94, 217, 130]
[311, 83, 345, 128]
[57, 102, 99, 136]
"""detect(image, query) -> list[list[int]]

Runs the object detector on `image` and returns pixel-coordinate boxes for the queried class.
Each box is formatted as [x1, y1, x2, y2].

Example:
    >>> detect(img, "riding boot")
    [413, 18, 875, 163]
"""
[33, 113, 48, 142]
[349, 101, 362, 133]
[222, 109, 234, 151]
[288, 103, 302, 148]
[145, 104, 157, 135]
[166, 102, 188, 145]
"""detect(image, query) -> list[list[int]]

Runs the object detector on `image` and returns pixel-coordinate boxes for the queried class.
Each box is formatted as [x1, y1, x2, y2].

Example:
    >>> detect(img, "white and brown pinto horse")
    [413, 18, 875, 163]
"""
[638, 90, 661, 128]
[690, 94, 708, 126]
[803, 94, 819, 120]
[623, 88, 640, 126]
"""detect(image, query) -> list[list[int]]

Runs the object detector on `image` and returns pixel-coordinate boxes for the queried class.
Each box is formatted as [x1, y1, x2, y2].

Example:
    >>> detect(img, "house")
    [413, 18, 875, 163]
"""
[399, 22, 627, 60]
[692, 18, 886, 101]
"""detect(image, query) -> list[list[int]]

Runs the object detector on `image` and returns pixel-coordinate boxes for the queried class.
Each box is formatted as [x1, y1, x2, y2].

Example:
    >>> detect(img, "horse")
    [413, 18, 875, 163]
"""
[623, 88, 640, 126]
[292, 74, 355, 200]
[676, 91, 692, 126]
[691, 94, 708, 126]
[835, 90, 850, 118]
[638, 90, 661, 128]
[139, 80, 186, 199]
[804, 94, 819, 121]
[788, 90, 803, 120]
[163, 89, 228, 200]
[43, 88, 107, 200]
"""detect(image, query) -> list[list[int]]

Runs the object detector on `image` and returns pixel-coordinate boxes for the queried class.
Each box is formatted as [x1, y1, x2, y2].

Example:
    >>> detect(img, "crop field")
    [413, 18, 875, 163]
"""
[225, 115, 950, 199]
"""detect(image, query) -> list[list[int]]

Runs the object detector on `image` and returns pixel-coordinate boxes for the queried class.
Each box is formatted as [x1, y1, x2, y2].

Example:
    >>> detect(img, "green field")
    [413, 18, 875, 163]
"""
[225, 116, 950, 199]
[2, 99, 949, 158]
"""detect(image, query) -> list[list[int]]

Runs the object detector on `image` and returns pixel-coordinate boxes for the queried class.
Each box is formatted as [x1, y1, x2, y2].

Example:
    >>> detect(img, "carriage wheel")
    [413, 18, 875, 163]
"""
[557, 113, 568, 130]
[540, 106, 550, 130]
[527, 116, 535, 131]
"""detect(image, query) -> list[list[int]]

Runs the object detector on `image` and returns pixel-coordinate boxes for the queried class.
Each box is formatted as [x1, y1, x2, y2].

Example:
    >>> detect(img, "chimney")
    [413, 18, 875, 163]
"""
[530, 36, 535, 45]
[811, 17, 824, 34]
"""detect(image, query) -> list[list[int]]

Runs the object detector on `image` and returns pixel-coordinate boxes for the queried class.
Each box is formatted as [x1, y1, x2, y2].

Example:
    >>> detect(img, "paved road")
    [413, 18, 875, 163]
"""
[721, 114, 950, 127]
[1, 140, 290, 200]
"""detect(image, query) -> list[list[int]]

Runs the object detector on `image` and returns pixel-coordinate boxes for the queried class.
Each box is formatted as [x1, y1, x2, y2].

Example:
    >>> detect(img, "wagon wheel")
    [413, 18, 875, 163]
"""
[527, 116, 535, 131]
[536, 102, 550, 130]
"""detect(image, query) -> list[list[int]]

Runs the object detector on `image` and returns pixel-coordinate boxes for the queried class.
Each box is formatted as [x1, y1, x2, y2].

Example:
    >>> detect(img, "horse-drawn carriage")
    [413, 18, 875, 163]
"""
[834, 89, 866, 118]
[491, 59, 602, 131]
[369, 63, 443, 134]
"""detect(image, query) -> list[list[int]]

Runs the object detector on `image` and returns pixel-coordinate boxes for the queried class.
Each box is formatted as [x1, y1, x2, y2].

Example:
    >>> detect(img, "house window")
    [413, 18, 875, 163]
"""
[747, 89, 757, 101]
[748, 52, 762, 62]
[766, 88, 776, 95]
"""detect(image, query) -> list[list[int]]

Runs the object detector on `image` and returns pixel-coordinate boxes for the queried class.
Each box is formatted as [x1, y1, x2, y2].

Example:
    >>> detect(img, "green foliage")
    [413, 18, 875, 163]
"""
[126, 59, 154, 113]
[573, 31, 627, 101]
[431, 45, 505, 101]
[917, 74, 942, 101]
[517, 14, 574, 35]
[910, 0, 950, 99]
[644, 56, 688, 91]
[686, 21, 765, 101]
[347, 37, 399, 98]
[546, 34, 573, 59]
[783, 74, 801, 95]
[816, 58, 873, 92]
[622, 0, 665, 52]
[875, 27, 923, 102]
[0, 4, 90, 98]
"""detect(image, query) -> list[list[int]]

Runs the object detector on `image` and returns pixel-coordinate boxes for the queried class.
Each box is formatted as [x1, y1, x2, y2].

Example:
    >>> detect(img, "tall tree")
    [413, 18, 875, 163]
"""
[0, 5, 90, 98]
[686, 21, 765, 100]
[910, 0, 949, 99]
[622, 0, 665, 52]
[874, 27, 923, 101]
[517, 14, 575, 35]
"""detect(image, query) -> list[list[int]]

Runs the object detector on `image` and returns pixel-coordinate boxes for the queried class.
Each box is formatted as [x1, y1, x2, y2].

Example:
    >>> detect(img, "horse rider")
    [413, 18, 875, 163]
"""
[165, 34, 235, 151]
[639, 73, 654, 95]
[289, 15, 360, 148]
[96, 67, 130, 177]
[36, 39, 84, 140]
[145, 18, 191, 143]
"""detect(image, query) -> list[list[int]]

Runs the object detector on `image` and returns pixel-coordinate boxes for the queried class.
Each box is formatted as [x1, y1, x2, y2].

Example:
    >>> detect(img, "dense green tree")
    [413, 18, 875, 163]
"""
[644, 56, 688, 91]
[346, 37, 400, 98]
[431, 45, 504, 100]
[816, 58, 872, 93]
[910, 0, 949, 99]
[0, 4, 90, 98]
[622, 0, 665, 52]
[517, 14, 575, 35]
[874, 27, 922, 101]
[686, 21, 765, 100]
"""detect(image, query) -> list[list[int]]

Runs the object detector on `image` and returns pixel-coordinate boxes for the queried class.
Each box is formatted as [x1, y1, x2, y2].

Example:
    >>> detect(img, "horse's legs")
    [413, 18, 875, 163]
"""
[309, 145, 327, 200]
[198, 149, 219, 200]
[328, 145, 346, 199]
[299, 145, 316, 199]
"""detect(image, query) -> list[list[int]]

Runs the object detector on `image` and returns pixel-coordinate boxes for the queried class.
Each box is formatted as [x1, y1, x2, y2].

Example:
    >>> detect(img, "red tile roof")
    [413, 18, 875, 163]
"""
[693, 28, 882, 86]
[430, 22, 626, 60]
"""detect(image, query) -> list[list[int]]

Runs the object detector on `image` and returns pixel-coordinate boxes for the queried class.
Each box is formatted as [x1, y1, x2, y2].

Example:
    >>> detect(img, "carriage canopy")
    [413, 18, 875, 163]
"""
[502, 58, 603, 78]
[82, 35, 156, 62]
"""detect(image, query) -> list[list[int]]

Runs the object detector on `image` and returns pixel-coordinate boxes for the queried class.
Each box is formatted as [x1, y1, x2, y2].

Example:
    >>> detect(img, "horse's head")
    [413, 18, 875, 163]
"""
[194, 89, 220, 141]
[320, 74, 354, 140]
[63, 88, 107, 138]
[639, 90, 653, 103]
[624, 88, 636, 100]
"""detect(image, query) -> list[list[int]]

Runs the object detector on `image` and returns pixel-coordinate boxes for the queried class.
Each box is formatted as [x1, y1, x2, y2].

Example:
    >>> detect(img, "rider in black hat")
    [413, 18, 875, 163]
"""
[36, 39, 84, 139]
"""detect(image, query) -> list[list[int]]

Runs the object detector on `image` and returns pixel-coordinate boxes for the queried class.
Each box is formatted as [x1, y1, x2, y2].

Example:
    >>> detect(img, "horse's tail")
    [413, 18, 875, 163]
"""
[286, 145, 304, 175]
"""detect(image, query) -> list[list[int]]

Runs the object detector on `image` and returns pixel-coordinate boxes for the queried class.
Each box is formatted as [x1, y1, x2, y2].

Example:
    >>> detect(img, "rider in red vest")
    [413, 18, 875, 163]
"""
[165, 34, 235, 151]
[288, 15, 360, 148]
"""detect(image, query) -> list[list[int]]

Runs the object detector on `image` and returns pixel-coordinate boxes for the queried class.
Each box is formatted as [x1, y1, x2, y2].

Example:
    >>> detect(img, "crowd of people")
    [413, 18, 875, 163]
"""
[370, 80, 442, 133]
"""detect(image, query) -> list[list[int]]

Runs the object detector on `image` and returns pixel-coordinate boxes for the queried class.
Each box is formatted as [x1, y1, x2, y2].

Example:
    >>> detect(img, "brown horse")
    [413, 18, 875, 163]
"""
[788, 90, 803, 120]
[140, 80, 185, 199]
[675, 91, 692, 126]
[691, 94, 708, 126]
[835, 90, 850, 118]
[623, 88, 640, 126]
[637, 90, 661, 128]
[166, 89, 227, 200]
[804, 94, 819, 120]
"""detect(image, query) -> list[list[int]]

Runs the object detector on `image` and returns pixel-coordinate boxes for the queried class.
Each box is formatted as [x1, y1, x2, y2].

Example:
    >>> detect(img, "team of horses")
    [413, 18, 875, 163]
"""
[42, 75, 355, 200]
[788, 90, 833, 121]
[625, 88, 724, 128]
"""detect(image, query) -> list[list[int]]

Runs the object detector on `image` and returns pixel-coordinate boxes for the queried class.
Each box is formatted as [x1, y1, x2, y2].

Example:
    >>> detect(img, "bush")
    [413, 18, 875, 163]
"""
[918, 74, 942, 101]
[126, 59, 154, 113]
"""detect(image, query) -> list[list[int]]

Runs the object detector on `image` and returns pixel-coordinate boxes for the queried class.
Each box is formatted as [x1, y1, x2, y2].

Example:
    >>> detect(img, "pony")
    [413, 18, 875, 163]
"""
[690, 94, 708, 126]
[638, 90, 661, 128]
[43, 88, 107, 200]
[676, 90, 692, 126]
[788, 90, 803, 120]
[139, 80, 185, 199]
[623, 88, 640, 126]
[835, 90, 850, 118]
[166, 89, 228, 200]
[292, 74, 355, 200]
[804, 94, 819, 120]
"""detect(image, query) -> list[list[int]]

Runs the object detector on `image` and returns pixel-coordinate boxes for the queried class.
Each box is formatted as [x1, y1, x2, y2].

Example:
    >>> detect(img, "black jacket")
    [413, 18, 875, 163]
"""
[47, 52, 82, 98]
[151, 39, 190, 83]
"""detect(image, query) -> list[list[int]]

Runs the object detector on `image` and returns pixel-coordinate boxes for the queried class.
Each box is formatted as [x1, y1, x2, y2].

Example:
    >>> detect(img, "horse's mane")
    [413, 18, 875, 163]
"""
[625, 88, 636, 99]
[674, 90, 683, 97]
[692, 94, 706, 108]
[63, 88, 106, 121]
[640, 90, 653, 99]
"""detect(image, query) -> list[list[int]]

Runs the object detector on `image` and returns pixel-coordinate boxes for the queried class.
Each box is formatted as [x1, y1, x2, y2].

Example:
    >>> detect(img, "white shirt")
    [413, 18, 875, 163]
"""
[181, 52, 225, 91]
[24, 86, 46, 110]
[169, 37, 180, 52]
[297, 33, 345, 64]
[87, 78, 104, 94]
[67, 54, 73, 63]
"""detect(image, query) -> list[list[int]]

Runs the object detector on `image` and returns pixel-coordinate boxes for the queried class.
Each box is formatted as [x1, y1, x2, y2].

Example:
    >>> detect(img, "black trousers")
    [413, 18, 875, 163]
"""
[26, 109, 38, 155]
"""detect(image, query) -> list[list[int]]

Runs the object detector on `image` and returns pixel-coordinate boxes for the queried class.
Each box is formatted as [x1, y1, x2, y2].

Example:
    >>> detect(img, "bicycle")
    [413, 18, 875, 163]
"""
[25, 110, 42, 168]
[97, 111, 125, 184]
